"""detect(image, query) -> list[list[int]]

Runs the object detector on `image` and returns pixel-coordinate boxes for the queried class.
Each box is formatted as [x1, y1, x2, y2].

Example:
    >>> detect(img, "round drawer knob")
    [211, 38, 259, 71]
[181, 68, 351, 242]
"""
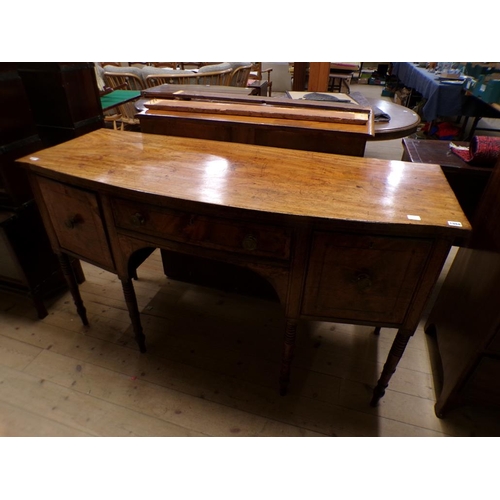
[131, 212, 145, 226]
[242, 234, 258, 251]
[64, 215, 81, 229]
[353, 272, 372, 291]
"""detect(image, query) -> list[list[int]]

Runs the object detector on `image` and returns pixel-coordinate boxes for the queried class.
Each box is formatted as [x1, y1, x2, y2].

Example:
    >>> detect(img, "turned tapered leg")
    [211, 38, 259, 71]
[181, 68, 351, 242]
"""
[279, 319, 298, 396]
[370, 328, 412, 406]
[57, 253, 88, 326]
[120, 277, 146, 353]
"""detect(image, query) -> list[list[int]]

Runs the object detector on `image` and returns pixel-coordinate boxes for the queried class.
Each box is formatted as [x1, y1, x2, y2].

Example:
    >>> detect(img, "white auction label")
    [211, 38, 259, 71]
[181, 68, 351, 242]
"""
[407, 215, 421, 221]
[447, 221, 463, 227]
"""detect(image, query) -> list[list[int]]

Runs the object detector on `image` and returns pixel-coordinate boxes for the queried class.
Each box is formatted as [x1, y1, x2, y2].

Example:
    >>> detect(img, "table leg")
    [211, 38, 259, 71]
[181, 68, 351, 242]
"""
[279, 318, 298, 396]
[57, 253, 88, 326]
[370, 328, 412, 406]
[120, 277, 146, 353]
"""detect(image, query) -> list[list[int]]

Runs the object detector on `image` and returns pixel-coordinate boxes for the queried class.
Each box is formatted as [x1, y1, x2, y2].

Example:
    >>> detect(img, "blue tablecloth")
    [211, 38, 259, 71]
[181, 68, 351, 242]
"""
[392, 63, 464, 121]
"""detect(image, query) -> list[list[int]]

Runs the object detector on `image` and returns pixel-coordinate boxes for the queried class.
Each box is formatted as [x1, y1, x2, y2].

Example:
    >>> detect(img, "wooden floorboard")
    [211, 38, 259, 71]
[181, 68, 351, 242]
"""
[2, 246, 500, 437]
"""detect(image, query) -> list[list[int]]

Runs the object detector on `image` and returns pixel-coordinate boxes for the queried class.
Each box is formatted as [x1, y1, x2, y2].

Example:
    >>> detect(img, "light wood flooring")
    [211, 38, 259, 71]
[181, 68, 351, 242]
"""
[2, 84, 500, 437]
[3, 248, 500, 437]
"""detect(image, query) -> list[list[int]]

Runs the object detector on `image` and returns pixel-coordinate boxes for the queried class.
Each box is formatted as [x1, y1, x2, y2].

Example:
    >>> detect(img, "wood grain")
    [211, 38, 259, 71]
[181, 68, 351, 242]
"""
[17, 129, 469, 233]
[144, 99, 370, 125]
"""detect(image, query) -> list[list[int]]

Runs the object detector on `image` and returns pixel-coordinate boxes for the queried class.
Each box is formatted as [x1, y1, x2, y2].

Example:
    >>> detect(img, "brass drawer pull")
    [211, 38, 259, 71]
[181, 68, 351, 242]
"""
[353, 272, 372, 291]
[64, 215, 81, 229]
[131, 212, 146, 226]
[242, 234, 258, 251]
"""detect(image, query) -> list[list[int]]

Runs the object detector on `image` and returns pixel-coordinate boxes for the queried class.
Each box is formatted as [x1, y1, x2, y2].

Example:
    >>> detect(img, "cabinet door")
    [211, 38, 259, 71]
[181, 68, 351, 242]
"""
[0, 230, 23, 282]
[302, 231, 432, 324]
[462, 357, 500, 405]
[36, 177, 114, 270]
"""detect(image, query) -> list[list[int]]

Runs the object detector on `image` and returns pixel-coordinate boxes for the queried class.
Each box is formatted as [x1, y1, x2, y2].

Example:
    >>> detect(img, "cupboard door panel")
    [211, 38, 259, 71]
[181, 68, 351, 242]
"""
[462, 357, 500, 404]
[302, 231, 431, 324]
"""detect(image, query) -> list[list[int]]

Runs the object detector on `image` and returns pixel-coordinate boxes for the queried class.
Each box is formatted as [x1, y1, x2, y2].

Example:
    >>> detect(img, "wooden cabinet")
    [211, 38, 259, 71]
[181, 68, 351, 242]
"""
[0, 63, 85, 316]
[16, 63, 103, 147]
[425, 159, 500, 417]
[0, 63, 42, 208]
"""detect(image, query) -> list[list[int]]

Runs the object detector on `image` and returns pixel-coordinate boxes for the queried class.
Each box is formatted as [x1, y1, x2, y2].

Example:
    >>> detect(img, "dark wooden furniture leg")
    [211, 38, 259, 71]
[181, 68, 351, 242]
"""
[57, 253, 88, 326]
[370, 328, 412, 406]
[31, 293, 49, 320]
[279, 318, 298, 396]
[120, 277, 146, 353]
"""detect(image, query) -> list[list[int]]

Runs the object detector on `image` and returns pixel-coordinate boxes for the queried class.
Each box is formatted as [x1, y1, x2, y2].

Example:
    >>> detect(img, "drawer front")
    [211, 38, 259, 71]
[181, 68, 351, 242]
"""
[302, 231, 432, 324]
[36, 177, 114, 269]
[111, 198, 291, 261]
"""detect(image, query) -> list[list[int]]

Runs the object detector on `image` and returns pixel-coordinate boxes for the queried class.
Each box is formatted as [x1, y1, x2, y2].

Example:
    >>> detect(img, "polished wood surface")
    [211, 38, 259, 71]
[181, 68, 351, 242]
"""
[20, 129, 465, 227]
[367, 98, 420, 141]
[425, 158, 500, 417]
[144, 98, 370, 125]
[18, 129, 470, 408]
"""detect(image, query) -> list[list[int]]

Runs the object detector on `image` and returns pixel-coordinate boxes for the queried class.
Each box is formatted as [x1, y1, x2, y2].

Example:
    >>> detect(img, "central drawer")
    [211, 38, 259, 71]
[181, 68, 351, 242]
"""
[110, 197, 291, 261]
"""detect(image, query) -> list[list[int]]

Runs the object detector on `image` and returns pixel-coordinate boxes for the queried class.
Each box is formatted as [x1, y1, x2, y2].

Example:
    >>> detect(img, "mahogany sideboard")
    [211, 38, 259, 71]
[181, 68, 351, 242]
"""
[18, 129, 470, 406]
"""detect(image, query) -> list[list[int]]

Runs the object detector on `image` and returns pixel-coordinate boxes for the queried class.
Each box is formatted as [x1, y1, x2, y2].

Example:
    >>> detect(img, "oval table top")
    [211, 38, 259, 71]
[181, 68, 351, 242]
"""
[367, 98, 420, 141]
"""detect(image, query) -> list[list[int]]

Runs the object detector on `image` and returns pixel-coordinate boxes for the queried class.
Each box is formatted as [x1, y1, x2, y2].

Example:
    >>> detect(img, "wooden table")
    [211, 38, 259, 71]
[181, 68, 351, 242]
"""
[402, 138, 492, 222]
[391, 62, 464, 121]
[367, 98, 420, 141]
[286, 91, 420, 141]
[18, 129, 470, 408]
[138, 93, 375, 157]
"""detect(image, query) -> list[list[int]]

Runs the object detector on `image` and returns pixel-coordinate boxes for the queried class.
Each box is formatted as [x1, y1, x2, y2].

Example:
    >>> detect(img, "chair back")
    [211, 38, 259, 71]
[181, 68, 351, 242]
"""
[144, 73, 198, 87]
[229, 65, 252, 87]
[150, 63, 179, 69]
[104, 71, 145, 91]
[196, 68, 233, 86]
